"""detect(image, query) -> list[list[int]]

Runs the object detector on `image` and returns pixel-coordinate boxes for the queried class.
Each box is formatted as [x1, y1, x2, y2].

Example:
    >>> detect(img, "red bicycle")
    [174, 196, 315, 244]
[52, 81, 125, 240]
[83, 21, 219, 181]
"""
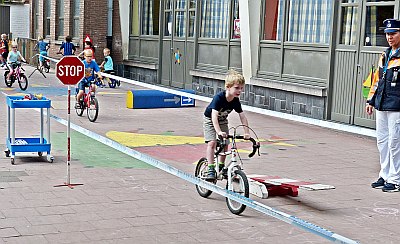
[75, 80, 99, 122]
[4, 61, 28, 90]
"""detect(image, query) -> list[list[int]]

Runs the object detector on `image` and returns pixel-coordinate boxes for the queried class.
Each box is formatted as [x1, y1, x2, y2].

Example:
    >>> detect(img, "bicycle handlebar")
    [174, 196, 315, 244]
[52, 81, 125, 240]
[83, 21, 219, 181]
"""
[216, 135, 260, 158]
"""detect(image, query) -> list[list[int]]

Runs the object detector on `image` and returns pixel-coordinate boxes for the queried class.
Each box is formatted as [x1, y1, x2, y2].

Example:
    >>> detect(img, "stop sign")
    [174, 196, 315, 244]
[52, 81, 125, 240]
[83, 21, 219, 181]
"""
[56, 56, 85, 85]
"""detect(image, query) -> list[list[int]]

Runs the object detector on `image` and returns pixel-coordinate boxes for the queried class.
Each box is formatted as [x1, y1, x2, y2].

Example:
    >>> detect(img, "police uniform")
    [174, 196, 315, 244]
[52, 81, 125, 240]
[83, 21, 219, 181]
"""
[367, 19, 400, 192]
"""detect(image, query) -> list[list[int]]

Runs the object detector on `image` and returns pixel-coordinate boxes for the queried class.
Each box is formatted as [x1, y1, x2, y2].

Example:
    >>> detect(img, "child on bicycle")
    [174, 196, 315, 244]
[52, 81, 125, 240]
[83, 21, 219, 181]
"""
[75, 49, 102, 108]
[34, 36, 49, 68]
[99, 48, 114, 87]
[203, 70, 250, 180]
[58, 36, 76, 56]
[6, 42, 26, 81]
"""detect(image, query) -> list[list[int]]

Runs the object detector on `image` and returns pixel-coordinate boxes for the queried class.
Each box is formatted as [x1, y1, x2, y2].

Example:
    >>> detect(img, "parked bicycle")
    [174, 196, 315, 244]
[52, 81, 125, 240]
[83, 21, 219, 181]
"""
[75, 80, 99, 122]
[4, 61, 28, 90]
[195, 125, 260, 215]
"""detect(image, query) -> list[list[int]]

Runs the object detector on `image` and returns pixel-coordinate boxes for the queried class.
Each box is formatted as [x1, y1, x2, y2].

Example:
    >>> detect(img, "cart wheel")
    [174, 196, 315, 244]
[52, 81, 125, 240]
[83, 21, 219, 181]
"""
[38, 152, 43, 157]
[11, 158, 15, 165]
[5, 149, 10, 157]
[47, 155, 54, 163]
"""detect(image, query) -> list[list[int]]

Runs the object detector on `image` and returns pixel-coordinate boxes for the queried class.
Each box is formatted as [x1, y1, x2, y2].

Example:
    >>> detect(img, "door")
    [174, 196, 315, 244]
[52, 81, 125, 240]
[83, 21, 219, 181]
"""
[161, 0, 196, 89]
[330, 0, 398, 128]
[0, 6, 10, 35]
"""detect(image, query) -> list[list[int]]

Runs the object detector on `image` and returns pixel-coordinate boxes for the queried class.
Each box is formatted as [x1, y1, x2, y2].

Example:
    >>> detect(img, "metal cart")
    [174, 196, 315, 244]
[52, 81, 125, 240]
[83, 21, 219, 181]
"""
[5, 95, 54, 164]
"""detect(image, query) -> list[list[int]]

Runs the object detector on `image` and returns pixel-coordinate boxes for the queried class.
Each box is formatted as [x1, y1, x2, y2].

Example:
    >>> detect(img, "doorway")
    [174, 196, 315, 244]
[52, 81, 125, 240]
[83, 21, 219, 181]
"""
[330, 0, 398, 128]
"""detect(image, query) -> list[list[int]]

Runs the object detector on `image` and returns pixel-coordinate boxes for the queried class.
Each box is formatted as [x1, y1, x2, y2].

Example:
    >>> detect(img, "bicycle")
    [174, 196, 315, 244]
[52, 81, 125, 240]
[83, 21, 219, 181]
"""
[195, 125, 260, 215]
[4, 61, 28, 90]
[75, 80, 99, 122]
[40, 57, 50, 73]
[101, 68, 120, 88]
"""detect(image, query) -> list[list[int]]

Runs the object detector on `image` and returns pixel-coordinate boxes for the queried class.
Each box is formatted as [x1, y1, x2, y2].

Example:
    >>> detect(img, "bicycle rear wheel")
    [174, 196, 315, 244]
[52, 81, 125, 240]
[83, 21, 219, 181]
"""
[18, 74, 28, 91]
[108, 78, 116, 88]
[226, 169, 249, 215]
[195, 157, 215, 198]
[87, 97, 99, 122]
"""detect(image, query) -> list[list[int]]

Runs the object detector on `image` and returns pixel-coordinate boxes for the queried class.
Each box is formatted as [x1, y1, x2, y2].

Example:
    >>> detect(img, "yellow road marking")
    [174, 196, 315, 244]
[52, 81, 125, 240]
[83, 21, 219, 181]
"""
[106, 131, 204, 147]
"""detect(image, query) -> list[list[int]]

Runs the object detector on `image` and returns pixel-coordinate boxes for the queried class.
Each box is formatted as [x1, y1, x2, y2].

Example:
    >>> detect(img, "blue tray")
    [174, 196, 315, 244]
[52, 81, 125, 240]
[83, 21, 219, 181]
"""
[7, 96, 51, 109]
[6, 137, 51, 154]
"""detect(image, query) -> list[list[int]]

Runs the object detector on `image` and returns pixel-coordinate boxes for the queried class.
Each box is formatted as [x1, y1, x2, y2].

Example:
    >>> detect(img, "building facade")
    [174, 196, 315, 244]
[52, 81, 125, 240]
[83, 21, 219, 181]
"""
[0, 0, 30, 39]
[28, 0, 123, 64]
[119, 0, 400, 129]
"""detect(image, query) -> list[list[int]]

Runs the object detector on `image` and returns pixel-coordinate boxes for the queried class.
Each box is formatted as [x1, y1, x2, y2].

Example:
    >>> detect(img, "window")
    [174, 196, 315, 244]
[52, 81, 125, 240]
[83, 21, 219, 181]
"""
[175, 0, 186, 37]
[263, 0, 282, 40]
[57, 0, 65, 39]
[364, 5, 394, 46]
[44, 0, 51, 37]
[339, 5, 358, 45]
[130, 0, 139, 36]
[142, 0, 160, 35]
[232, 0, 239, 39]
[188, 0, 196, 37]
[72, 0, 80, 38]
[200, 0, 229, 38]
[164, 0, 172, 36]
[287, 0, 333, 44]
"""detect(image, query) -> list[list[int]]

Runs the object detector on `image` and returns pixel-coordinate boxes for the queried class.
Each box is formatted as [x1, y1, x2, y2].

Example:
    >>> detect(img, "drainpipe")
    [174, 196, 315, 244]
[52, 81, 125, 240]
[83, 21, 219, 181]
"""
[106, 0, 113, 51]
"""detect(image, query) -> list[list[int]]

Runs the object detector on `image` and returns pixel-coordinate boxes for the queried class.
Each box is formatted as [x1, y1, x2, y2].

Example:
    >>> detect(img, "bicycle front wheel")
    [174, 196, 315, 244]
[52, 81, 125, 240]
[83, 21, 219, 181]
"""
[195, 157, 215, 198]
[226, 169, 249, 215]
[87, 97, 99, 122]
[18, 74, 28, 91]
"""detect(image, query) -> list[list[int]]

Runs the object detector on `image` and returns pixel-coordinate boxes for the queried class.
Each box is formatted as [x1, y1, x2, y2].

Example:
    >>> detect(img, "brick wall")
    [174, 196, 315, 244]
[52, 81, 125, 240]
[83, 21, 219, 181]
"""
[29, 0, 122, 65]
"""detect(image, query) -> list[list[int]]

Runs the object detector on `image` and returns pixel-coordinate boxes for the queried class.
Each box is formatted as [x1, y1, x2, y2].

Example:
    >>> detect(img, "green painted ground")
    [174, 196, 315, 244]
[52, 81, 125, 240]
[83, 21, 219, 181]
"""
[51, 131, 153, 169]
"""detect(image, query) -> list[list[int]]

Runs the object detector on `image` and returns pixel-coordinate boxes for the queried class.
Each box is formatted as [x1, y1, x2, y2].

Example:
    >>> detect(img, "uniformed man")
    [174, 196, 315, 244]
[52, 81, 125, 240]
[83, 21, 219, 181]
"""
[366, 19, 400, 192]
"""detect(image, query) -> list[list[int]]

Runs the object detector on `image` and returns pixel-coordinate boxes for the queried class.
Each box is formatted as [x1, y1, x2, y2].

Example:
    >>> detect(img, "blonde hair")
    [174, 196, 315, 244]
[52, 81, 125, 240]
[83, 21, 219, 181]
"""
[84, 49, 93, 57]
[1, 34, 7, 39]
[37, 36, 43, 41]
[225, 70, 245, 88]
[103, 48, 110, 54]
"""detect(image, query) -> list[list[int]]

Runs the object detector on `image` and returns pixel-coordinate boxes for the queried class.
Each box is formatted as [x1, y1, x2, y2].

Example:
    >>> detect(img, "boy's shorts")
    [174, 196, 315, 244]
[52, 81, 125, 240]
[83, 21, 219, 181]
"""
[78, 79, 91, 91]
[203, 115, 228, 142]
[39, 51, 47, 62]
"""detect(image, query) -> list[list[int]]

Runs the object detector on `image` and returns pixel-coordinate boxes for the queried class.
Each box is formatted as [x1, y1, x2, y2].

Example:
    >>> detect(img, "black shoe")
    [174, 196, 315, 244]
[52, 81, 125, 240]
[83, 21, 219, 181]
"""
[74, 103, 81, 109]
[371, 177, 385, 189]
[382, 183, 400, 192]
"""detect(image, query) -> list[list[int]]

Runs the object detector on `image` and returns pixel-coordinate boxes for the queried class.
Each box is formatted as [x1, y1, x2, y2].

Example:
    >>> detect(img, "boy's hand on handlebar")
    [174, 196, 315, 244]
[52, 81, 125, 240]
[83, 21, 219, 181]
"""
[243, 133, 250, 140]
[217, 131, 227, 138]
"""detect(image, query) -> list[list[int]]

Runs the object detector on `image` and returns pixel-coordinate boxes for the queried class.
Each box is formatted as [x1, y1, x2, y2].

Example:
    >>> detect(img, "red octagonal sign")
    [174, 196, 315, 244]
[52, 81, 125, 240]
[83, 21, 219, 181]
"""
[56, 56, 85, 85]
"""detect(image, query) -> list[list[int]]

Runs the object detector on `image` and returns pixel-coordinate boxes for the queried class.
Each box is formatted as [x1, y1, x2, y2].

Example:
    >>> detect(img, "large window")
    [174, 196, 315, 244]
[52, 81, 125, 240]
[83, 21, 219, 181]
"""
[130, 0, 139, 36]
[232, 0, 239, 39]
[57, 0, 65, 39]
[200, 0, 229, 38]
[287, 0, 333, 44]
[142, 0, 160, 35]
[72, 0, 80, 38]
[44, 0, 51, 37]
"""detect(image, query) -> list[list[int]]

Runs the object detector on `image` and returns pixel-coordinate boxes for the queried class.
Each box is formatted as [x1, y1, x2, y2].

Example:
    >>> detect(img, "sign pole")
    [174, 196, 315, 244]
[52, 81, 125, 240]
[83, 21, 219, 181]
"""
[54, 56, 85, 189]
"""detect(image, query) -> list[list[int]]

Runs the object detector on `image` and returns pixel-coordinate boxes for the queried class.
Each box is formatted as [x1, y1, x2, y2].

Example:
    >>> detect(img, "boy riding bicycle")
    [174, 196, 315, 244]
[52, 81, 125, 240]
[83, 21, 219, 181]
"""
[34, 36, 49, 68]
[203, 70, 250, 180]
[75, 49, 102, 108]
[99, 48, 114, 87]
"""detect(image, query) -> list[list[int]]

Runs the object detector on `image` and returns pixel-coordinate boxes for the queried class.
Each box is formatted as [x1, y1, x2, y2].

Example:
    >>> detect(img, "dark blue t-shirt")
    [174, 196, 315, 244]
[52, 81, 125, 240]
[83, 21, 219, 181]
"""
[60, 42, 76, 56]
[204, 91, 243, 120]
